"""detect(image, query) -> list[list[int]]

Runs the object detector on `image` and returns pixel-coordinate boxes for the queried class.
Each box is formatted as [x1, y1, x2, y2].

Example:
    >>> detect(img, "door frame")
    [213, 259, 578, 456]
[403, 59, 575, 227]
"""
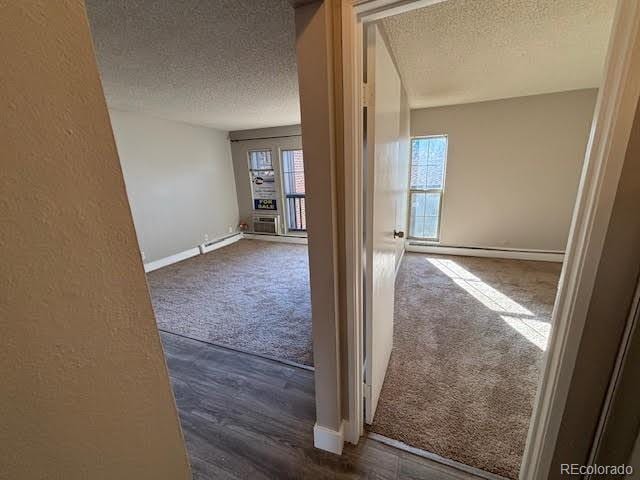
[341, 1, 640, 479]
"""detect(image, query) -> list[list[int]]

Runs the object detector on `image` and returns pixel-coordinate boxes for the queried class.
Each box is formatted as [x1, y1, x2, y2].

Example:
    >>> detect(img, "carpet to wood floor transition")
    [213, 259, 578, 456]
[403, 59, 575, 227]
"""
[369, 253, 561, 479]
[147, 239, 313, 366]
[149, 240, 560, 478]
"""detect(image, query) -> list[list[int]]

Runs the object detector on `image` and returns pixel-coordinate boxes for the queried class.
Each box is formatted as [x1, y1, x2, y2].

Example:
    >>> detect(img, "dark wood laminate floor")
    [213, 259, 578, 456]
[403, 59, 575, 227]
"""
[161, 332, 479, 480]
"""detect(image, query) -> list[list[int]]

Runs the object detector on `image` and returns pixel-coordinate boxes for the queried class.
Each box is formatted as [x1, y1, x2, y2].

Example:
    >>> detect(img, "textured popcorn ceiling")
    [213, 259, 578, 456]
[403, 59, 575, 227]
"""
[86, 0, 299, 130]
[380, 0, 616, 109]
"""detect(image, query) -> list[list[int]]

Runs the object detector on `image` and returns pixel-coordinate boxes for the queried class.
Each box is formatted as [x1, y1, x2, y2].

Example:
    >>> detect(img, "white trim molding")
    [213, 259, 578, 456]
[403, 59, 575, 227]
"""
[143, 232, 307, 273]
[243, 233, 308, 244]
[143, 234, 244, 273]
[143, 247, 200, 273]
[342, 0, 365, 446]
[313, 421, 345, 455]
[521, 1, 640, 478]
[406, 243, 565, 263]
[199, 233, 242, 254]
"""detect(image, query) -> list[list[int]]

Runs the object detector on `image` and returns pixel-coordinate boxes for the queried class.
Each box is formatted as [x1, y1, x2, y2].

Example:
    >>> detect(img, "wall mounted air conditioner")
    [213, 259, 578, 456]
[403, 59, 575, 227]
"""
[252, 215, 281, 235]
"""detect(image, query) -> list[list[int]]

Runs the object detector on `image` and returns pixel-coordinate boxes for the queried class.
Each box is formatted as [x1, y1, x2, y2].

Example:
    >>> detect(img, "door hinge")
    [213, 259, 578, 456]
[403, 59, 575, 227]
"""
[362, 83, 370, 108]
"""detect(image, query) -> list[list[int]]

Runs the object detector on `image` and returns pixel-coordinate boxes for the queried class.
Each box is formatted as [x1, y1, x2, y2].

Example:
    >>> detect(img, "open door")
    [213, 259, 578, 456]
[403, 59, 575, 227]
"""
[364, 24, 404, 424]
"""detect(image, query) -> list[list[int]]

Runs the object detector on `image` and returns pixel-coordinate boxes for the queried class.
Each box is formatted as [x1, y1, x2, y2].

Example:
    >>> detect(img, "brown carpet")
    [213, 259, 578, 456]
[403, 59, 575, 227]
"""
[369, 253, 561, 479]
[147, 239, 313, 366]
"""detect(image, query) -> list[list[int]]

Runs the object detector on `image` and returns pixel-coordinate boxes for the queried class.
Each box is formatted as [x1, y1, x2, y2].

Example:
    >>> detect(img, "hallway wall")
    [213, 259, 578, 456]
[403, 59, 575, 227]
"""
[0, 2, 190, 479]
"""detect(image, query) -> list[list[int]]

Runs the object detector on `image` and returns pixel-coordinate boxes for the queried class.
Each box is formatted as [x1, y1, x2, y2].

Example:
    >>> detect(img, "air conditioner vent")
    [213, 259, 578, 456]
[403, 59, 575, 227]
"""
[252, 215, 281, 235]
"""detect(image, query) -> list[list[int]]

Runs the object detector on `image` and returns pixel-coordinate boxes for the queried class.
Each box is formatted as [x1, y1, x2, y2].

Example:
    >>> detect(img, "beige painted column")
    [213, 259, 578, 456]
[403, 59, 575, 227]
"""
[0, 1, 191, 478]
[549, 98, 640, 478]
[293, 0, 346, 453]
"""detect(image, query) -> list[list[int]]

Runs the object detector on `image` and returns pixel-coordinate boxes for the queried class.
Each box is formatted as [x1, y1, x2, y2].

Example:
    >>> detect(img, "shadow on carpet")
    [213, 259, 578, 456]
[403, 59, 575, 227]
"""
[147, 239, 313, 366]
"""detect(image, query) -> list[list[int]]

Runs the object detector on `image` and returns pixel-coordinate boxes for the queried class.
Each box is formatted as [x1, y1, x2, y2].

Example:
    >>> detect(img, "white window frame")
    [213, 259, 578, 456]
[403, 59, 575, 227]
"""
[279, 148, 307, 233]
[407, 135, 448, 242]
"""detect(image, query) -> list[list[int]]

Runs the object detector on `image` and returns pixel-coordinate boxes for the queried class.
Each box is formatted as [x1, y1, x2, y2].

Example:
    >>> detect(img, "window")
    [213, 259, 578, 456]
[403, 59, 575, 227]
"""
[249, 150, 277, 211]
[409, 136, 447, 240]
[281, 149, 306, 231]
[249, 149, 273, 171]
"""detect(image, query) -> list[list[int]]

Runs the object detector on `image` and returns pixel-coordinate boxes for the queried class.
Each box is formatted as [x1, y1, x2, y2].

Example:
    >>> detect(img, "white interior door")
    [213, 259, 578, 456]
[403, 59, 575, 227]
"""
[364, 24, 403, 424]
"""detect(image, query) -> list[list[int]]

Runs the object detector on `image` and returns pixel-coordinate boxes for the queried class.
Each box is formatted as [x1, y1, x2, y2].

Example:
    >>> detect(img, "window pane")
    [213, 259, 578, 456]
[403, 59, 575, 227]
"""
[281, 150, 305, 195]
[424, 192, 440, 216]
[410, 215, 424, 239]
[426, 163, 444, 189]
[410, 164, 427, 189]
[249, 150, 272, 170]
[410, 192, 426, 219]
[409, 192, 441, 239]
[427, 137, 446, 164]
[281, 149, 307, 231]
[411, 136, 447, 189]
[411, 141, 427, 166]
[423, 216, 439, 239]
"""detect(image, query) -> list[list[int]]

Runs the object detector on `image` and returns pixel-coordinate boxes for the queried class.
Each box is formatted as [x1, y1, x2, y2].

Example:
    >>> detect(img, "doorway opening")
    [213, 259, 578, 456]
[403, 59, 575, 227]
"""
[85, 0, 313, 369]
[352, 1, 622, 479]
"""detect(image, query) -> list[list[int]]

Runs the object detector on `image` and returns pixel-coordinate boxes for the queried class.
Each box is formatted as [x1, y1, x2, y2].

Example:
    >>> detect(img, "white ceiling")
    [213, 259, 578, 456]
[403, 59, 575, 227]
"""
[380, 0, 616, 109]
[86, 0, 616, 131]
[86, 0, 300, 131]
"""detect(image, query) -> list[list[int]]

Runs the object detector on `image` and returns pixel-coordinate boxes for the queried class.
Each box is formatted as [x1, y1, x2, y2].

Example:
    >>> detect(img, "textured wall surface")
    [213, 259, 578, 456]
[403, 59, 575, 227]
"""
[0, 2, 190, 479]
[411, 89, 598, 251]
[86, 0, 299, 130]
[110, 109, 239, 262]
[294, 0, 342, 433]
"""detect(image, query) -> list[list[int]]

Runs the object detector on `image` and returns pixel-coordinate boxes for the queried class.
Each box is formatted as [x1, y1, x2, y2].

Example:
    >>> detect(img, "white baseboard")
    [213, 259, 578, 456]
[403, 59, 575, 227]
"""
[313, 421, 344, 455]
[143, 231, 305, 273]
[406, 243, 565, 263]
[199, 233, 242, 254]
[342, 418, 361, 445]
[144, 247, 201, 273]
[243, 233, 308, 244]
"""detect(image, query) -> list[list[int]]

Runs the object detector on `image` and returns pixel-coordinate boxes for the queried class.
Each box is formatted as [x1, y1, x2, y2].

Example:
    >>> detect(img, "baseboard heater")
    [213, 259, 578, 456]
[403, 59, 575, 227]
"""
[406, 242, 565, 262]
[199, 233, 242, 254]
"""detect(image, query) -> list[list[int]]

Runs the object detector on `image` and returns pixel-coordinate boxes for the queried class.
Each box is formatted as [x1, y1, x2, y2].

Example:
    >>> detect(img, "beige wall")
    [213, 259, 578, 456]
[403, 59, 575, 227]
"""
[411, 89, 598, 251]
[110, 109, 239, 262]
[0, 2, 190, 479]
[294, 0, 343, 433]
[550, 96, 640, 477]
[229, 125, 302, 234]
